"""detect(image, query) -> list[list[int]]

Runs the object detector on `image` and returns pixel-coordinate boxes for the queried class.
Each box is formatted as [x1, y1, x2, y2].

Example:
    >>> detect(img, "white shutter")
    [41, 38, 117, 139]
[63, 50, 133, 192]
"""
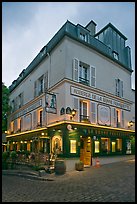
[34, 80, 38, 97]
[120, 81, 123, 97]
[14, 119, 17, 132]
[113, 108, 116, 127]
[115, 79, 118, 96]
[90, 66, 96, 87]
[91, 102, 96, 123]
[73, 97, 79, 121]
[121, 110, 124, 128]
[73, 97, 79, 110]
[33, 111, 37, 128]
[72, 58, 79, 81]
[44, 71, 48, 92]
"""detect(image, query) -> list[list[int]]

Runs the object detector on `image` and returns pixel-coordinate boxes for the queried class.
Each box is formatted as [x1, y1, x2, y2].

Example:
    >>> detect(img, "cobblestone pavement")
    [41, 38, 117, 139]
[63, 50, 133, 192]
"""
[2, 159, 135, 202]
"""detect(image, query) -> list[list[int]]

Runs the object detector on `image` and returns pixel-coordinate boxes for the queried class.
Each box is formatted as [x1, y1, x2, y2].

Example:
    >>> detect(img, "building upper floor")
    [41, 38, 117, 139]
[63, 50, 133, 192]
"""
[9, 20, 133, 92]
[8, 20, 134, 117]
[7, 80, 135, 135]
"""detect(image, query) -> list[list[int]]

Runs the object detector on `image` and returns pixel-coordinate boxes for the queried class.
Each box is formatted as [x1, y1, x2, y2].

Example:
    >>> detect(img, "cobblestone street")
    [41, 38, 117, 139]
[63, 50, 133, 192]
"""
[2, 159, 135, 202]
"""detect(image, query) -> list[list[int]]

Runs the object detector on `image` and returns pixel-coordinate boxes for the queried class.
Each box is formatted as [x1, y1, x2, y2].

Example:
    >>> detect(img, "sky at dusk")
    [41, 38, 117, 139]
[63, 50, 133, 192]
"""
[2, 2, 135, 89]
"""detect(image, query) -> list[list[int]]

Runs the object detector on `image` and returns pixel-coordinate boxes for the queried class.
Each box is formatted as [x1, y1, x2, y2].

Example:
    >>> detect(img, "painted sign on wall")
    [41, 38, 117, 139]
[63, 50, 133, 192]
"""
[45, 93, 57, 114]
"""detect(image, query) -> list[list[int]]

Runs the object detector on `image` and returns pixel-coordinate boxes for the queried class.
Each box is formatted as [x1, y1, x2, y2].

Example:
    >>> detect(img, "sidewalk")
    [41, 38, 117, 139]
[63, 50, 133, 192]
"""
[2, 155, 135, 181]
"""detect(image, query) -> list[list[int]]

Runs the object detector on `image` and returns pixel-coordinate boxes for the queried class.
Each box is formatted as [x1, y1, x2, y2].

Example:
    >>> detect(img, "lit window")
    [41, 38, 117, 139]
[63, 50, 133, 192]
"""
[70, 140, 76, 153]
[112, 141, 116, 152]
[116, 139, 122, 151]
[10, 121, 14, 133]
[95, 141, 100, 153]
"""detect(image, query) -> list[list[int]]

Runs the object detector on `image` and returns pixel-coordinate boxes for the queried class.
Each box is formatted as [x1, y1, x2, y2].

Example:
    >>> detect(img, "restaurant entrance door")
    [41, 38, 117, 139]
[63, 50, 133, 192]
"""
[80, 136, 92, 166]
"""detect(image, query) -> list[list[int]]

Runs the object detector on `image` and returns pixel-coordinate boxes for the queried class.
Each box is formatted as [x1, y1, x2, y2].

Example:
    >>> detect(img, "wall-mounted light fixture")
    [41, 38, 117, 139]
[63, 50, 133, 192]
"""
[71, 109, 77, 117]
[128, 120, 134, 128]
[70, 109, 77, 120]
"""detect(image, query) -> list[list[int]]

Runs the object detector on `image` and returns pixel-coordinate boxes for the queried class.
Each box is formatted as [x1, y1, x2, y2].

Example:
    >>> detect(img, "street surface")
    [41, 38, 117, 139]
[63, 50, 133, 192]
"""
[2, 159, 135, 202]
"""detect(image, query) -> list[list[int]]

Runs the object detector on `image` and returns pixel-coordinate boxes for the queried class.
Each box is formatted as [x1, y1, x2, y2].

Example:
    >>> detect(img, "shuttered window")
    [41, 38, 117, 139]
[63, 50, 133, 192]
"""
[91, 102, 96, 123]
[72, 58, 96, 87]
[113, 108, 116, 127]
[73, 97, 79, 110]
[44, 71, 48, 92]
[33, 111, 37, 128]
[72, 58, 79, 81]
[121, 110, 124, 128]
[90, 66, 96, 87]
[34, 80, 38, 97]
[115, 78, 123, 97]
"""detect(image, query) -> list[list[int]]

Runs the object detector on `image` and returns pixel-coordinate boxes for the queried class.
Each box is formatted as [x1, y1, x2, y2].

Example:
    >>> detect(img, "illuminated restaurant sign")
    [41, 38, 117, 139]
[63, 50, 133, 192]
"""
[71, 86, 131, 111]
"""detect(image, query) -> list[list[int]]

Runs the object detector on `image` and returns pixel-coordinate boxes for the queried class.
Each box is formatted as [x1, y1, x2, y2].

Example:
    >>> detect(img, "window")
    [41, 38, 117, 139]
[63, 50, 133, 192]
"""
[52, 136, 62, 154]
[113, 51, 119, 60]
[121, 110, 124, 128]
[95, 141, 100, 153]
[80, 33, 87, 42]
[112, 141, 116, 152]
[38, 76, 44, 95]
[25, 114, 32, 130]
[70, 140, 76, 153]
[114, 108, 121, 128]
[91, 102, 96, 123]
[18, 92, 23, 108]
[91, 66, 96, 87]
[115, 78, 123, 97]
[17, 118, 21, 132]
[80, 101, 89, 122]
[10, 121, 14, 133]
[37, 109, 43, 127]
[34, 72, 48, 98]
[11, 100, 15, 112]
[79, 62, 90, 85]
[101, 138, 110, 153]
[72, 59, 96, 87]
[116, 139, 122, 152]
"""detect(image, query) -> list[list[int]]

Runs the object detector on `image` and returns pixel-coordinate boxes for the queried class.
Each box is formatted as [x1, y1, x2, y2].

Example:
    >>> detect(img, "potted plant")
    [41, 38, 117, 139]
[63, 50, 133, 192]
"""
[75, 161, 84, 171]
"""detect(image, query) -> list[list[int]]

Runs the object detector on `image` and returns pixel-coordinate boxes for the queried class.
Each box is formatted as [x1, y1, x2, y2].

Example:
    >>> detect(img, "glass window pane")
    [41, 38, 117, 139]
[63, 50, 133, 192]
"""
[70, 140, 76, 153]
[95, 141, 100, 153]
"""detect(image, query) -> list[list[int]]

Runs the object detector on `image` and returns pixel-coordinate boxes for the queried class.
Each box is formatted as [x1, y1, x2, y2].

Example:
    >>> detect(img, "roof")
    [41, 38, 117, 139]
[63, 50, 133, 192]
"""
[9, 20, 132, 93]
[94, 22, 127, 40]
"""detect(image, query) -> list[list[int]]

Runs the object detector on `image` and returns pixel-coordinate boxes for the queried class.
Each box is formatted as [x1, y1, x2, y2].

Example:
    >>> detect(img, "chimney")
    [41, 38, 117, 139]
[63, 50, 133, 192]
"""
[85, 20, 97, 36]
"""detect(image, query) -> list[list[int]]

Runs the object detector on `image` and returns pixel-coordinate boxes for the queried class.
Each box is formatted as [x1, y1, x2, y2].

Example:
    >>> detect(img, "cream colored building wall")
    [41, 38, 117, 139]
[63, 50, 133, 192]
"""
[64, 37, 132, 101]
[8, 36, 134, 132]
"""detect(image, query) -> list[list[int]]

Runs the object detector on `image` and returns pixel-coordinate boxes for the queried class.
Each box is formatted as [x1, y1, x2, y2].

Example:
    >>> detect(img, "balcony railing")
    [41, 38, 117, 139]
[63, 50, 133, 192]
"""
[79, 77, 89, 86]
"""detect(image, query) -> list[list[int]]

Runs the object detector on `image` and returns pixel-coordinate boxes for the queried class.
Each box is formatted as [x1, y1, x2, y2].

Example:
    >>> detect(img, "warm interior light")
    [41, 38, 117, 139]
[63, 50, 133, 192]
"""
[128, 120, 134, 127]
[71, 109, 76, 117]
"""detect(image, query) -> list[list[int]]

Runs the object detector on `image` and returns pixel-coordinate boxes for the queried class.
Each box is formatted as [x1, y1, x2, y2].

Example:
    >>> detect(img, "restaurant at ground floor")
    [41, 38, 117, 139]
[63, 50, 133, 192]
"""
[4, 121, 135, 166]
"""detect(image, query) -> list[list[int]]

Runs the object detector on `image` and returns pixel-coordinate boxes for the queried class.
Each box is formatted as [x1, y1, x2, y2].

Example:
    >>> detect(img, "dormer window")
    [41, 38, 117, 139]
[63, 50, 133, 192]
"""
[80, 33, 87, 42]
[113, 51, 119, 60]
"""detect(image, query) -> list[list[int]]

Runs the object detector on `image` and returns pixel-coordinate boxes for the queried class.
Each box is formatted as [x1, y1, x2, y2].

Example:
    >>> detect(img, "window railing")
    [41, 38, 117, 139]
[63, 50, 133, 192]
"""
[80, 115, 90, 123]
[116, 122, 121, 128]
[79, 77, 89, 85]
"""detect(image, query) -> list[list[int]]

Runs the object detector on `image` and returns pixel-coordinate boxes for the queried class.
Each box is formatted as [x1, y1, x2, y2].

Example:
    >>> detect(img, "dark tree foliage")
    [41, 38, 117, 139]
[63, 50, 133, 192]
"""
[2, 82, 11, 133]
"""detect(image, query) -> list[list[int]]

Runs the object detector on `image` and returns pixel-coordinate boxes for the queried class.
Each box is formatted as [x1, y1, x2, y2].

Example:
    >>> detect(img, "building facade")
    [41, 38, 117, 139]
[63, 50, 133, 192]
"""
[5, 20, 135, 166]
